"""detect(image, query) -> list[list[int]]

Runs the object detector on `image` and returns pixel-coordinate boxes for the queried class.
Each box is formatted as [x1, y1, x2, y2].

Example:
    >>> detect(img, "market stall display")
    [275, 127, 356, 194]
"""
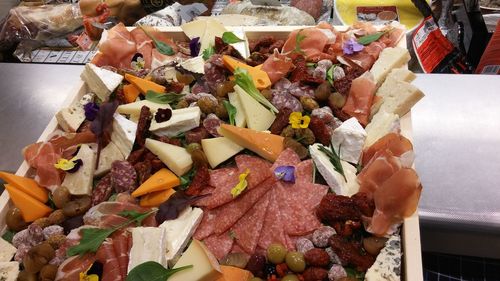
[0, 20, 425, 280]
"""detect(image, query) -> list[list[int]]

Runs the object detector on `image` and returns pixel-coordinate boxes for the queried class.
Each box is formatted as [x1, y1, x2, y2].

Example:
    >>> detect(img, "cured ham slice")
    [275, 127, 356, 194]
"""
[23, 142, 63, 191]
[111, 230, 131, 279]
[282, 27, 335, 62]
[92, 23, 137, 69]
[342, 72, 377, 126]
[96, 239, 123, 281]
[262, 50, 294, 84]
[236, 155, 273, 189]
[357, 150, 402, 197]
[55, 254, 96, 281]
[83, 202, 154, 228]
[203, 232, 235, 261]
[130, 28, 153, 70]
[362, 133, 414, 166]
[368, 168, 422, 236]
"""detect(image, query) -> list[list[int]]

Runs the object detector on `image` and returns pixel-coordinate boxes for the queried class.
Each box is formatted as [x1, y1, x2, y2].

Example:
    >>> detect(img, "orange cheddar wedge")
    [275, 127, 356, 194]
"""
[123, 83, 141, 103]
[124, 73, 165, 94]
[139, 189, 176, 207]
[219, 124, 284, 162]
[0, 171, 48, 203]
[132, 168, 180, 198]
[4, 184, 52, 222]
[216, 266, 253, 281]
[222, 55, 271, 90]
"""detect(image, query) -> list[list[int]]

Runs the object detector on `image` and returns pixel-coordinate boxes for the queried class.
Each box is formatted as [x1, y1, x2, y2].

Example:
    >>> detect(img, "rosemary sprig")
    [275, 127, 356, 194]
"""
[318, 144, 347, 182]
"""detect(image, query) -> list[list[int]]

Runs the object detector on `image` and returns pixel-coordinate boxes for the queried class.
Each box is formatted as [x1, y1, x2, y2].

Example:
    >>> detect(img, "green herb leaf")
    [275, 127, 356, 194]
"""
[145, 90, 184, 105]
[318, 144, 347, 182]
[2, 230, 15, 244]
[223, 100, 237, 126]
[355, 162, 363, 174]
[140, 26, 175, 56]
[179, 167, 196, 189]
[293, 30, 306, 55]
[234, 68, 279, 113]
[118, 210, 151, 226]
[202, 46, 216, 61]
[306, 62, 317, 67]
[357, 29, 392, 45]
[345, 267, 365, 279]
[222, 32, 243, 44]
[127, 261, 192, 281]
[327, 65, 335, 85]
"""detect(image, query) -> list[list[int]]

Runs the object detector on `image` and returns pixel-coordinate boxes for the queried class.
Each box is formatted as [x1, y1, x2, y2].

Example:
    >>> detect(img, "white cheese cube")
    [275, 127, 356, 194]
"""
[94, 141, 125, 177]
[179, 56, 205, 74]
[227, 92, 246, 128]
[61, 144, 96, 196]
[364, 111, 400, 148]
[309, 144, 359, 196]
[160, 207, 204, 267]
[235, 85, 275, 131]
[111, 113, 137, 159]
[0, 262, 19, 281]
[0, 238, 16, 262]
[145, 138, 193, 177]
[331, 117, 367, 164]
[117, 100, 172, 116]
[202, 137, 244, 168]
[169, 240, 223, 281]
[56, 93, 94, 133]
[365, 234, 401, 281]
[81, 64, 123, 101]
[128, 227, 168, 272]
[150, 107, 201, 138]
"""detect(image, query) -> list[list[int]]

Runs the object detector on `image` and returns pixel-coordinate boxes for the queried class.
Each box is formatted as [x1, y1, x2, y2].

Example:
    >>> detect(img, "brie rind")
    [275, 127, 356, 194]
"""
[128, 227, 168, 272]
[111, 113, 137, 158]
[81, 64, 123, 101]
[61, 144, 96, 196]
[331, 117, 367, 164]
[150, 107, 201, 137]
[56, 93, 94, 133]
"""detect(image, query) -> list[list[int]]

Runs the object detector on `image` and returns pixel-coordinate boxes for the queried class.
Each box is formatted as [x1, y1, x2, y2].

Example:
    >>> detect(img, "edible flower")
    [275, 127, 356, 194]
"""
[231, 169, 250, 198]
[84, 102, 99, 121]
[131, 53, 145, 71]
[79, 265, 99, 281]
[289, 112, 311, 129]
[342, 38, 364, 55]
[155, 108, 173, 123]
[189, 37, 201, 57]
[274, 166, 295, 183]
[54, 157, 83, 173]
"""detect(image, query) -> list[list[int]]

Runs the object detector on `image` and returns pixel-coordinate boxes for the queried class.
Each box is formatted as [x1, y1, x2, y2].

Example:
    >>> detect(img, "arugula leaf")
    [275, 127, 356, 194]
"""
[318, 144, 347, 182]
[357, 29, 392, 45]
[139, 26, 175, 56]
[202, 46, 216, 60]
[223, 100, 237, 126]
[67, 210, 155, 256]
[145, 90, 184, 105]
[127, 261, 192, 281]
[2, 230, 15, 243]
[345, 267, 365, 279]
[155, 191, 209, 224]
[118, 210, 151, 226]
[222, 32, 244, 44]
[293, 30, 306, 55]
[234, 68, 279, 113]
[179, 167, 196, 189]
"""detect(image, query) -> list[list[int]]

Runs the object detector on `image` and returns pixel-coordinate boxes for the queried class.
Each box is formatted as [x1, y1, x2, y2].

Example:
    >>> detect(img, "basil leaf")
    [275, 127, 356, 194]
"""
[202, 46, 216, 60]
[2, 230, 15, 244]
[179, 167, 196, 189]
[145, 90, 184, 105]
[357, 29, 391, 45]
[127, 261, 192, 281]
[139, 26, 175, 56]
[67, 228, 114, 257]
[222, 32, 243, 44]
[223, 100, 237, 126]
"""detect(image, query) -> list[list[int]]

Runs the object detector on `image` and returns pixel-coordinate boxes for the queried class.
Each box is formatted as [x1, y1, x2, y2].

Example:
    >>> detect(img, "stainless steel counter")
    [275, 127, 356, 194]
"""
[1, 63, 499, 258]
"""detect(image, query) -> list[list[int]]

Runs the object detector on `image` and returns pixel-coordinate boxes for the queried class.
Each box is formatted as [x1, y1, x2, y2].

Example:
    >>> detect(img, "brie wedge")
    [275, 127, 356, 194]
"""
[330, 117, 366, 164]
[81, 63, 123, 101]
[111, 113, 137, 158]
[128, 227, 168, 272]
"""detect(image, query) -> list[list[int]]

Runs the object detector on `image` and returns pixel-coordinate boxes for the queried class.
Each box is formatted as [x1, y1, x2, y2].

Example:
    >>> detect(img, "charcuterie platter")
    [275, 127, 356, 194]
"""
[0, 19, 424, 281]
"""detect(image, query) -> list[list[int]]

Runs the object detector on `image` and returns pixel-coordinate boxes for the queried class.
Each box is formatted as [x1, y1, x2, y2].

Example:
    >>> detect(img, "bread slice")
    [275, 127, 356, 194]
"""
[376, 79, 425, 118]
[364, 111, 400, 148]
[370, 47, 411, 86]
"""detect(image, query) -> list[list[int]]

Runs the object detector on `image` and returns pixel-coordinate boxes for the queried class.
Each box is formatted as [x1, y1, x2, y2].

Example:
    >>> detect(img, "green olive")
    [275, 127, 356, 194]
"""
[328, 92, 346, 109]
[52, 186, 71, 209]
[249, 278, 264, 281]
[266, 243, 287, 264]
[281, 274, 300, 281]
[186, 143, 202, 153]
[5, 207, 28, 231]
[285, 251, 306, 273]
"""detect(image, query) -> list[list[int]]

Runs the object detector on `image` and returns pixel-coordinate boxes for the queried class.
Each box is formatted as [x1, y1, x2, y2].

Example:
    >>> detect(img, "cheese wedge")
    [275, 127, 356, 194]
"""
[216, 266, 253, 281]
[56, 93, 94, 133]
[111, 113, 137, 158]
[370, 47, 411, 86]
[150, 107, 201, 138]
[227, 92, 246, 127]
[0, 171, 48, 203]
[222, 55, 271, 89]
[181, 19, 208, 40]
[145, 139, 193, 177]
[61, 144, 96, 196]
[330, 117, 367, 164]
[179, 56, 205, 74]
[4, 184, 52, 222]
[140, 189, 176, 207]
[200, 19, 226, 53]
[124, 73, 166, 94]
[376, 79, 425, 117]
[234, 85, 275, 131]
[169, 239, 223, 281]
[230, 29, 250, 59]
[364, 111, 400, 148]
[132, 168, 180, 198]
[123, 84, 141, 103]
[201, 137, 244, 168]
[0, 262, 19, 281]
[0, 238, 17, 262]
[94, 141, 125, 177]
[117, 100, 172, 116]
[370, 68, 416, 118]
[81, 63, 123, 101]
[128, 227, 168, 272]
[219, 124, 284, 162]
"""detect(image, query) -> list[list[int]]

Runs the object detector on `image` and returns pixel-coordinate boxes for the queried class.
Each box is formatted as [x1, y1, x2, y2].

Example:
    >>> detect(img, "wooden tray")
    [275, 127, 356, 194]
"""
[0, 26, 423, 280]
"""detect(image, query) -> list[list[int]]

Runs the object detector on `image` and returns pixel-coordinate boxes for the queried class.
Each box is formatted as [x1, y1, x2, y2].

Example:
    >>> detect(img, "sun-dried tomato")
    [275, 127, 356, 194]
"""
[329, 235, 375, 271]
[289, 56, 324, 85]
[165, 81, 185, 94]
[308, 116, 331, 146]
[135, 106, 152, 148]
[185, 164, 210, 196]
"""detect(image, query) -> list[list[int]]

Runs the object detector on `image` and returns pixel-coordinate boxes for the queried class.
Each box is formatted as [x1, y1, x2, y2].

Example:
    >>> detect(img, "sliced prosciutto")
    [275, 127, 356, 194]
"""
[130, 28, 153, 70]
[261, 50, 294, 84]
[55, 254, 96, 281]
[342, 72, 377, 126]
[83, 202, 155, 228]
[357, 150, 402, 198]
[96, 239, 123, 281]
[111, 230, 131, 279]
[23, 142, 62, 191]
[362, 133, 414, 167]
[92, 23, 137, 69]
[282, 26, 336, 62]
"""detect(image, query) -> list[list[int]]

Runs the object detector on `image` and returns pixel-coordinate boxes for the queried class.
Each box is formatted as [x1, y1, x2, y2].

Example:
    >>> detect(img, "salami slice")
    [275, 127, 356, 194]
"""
[193, 207, 220, 240]
[235, 155, 273, 189]
[195, 168, 239, 209]
[290, 183, 328, 211]
[271, 148, 301, 172]
[232, 192, 271, 254]
[295, 159, 314, 184]
[214, 177, 276, 235]
[203, 232, 234, 261]
[203, 114, 224, 137]
[110, 161, 137, 193]
[257, 188, 288, 250]
[92, 174, 113, 206]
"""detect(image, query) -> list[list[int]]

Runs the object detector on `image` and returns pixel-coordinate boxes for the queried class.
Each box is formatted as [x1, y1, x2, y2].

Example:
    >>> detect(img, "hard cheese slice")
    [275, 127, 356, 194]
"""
[0, 171, 48, 203]
[169, 239, 223, 281]
[150, 107, 201, 138]
[227, 92, 246, 127]
[201, 137, 244, 169]
[145, 139, 193, 177]
[117, 100, 172, 116]
[61, 144, 96, 196]
[94, 141, 124, 177]
[219, 124, 284, 162]
[124, 73, 166, 94]
[234, 85, 275, 131]
[4, 184, 52, 222]
[370, 47, 411, 86]
[139, 189, 176, 207]
[215, 266, 253, 281]
[132, 168, 180, 198]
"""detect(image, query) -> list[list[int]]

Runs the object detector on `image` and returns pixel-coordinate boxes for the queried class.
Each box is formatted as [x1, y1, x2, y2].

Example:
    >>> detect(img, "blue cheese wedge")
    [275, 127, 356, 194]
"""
[150, 107, 201, 138]
[94, 141, 124, 177]
[0, 238, 16, 262]
[330, 117, 367, 164]
[111, 113, 137, 158]
[310, 144, 359, 196]
[61, 144, 96, 195]
[0, 262, 19, 281]
[81, 64, 123, 101]
[365, 234, 401, 281]
[169, 239, 223, 281]
[159, 207, 203, 267]
[145, 138, 193, 176]
[117, 100, 172, 116]
[364, 111, 400, 148]
[56, 93, 94, 133]
[128, 227, 168, 272]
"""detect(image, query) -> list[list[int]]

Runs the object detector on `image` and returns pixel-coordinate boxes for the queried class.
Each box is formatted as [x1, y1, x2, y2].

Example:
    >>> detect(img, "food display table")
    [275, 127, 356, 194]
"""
[1, 62, 499, 259]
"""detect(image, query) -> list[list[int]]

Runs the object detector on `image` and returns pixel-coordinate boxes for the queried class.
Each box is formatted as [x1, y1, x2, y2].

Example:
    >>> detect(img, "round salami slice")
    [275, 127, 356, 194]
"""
[193, 207, 220, 241]
[272, 92, 303, 113]
[235, 155, 273, 189]
[110, 161, 137, 193]
[257, 188, 289, 250]
[92, 174, 113, 206]
[295, 159, 314, 184]
[271, 148, 301, 172]
[203, 232, 235, 261]
[195, 168, 239, 209]
[203, 113, 224, 137]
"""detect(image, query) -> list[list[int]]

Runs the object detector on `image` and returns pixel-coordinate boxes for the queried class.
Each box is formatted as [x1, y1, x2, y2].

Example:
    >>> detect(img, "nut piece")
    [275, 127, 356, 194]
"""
[23, 243, 55, 273]
[47, 210, 66, 225]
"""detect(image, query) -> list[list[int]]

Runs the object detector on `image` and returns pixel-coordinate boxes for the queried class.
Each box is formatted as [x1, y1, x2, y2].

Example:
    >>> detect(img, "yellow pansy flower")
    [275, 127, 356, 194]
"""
[231, 169, 250, 198]
[79, 265, 99, 281]
[289, 112, 311, 129]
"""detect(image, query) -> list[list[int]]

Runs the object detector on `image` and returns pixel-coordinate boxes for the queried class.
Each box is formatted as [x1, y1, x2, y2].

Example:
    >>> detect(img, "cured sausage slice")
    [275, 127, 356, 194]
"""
[193, 207, 220, 241]
[295, 160, 314, 184]
[195, 168, 239, 209]
[235, 155, 272, 189]
[257, 187, 289, 250]
[271, 148, 301, 172]
[203, 231, 235, 261]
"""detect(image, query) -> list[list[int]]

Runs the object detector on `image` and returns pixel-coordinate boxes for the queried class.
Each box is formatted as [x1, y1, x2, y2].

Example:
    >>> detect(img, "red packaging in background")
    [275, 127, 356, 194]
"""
[475, 20, 500, 74]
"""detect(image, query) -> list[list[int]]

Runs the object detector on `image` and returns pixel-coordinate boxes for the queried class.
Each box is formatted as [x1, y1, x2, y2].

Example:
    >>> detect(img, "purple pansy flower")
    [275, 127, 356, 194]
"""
[190, 37, 201, 57]
[274, 166, 295, 183]
[84, 102, 99, 121]
[67, 159, 83, 173]
[342, 38, 364, 55]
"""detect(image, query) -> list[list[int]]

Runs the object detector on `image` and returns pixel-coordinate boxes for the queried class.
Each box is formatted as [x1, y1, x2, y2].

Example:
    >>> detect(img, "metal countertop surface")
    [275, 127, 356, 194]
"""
[1, 63, 499, 257]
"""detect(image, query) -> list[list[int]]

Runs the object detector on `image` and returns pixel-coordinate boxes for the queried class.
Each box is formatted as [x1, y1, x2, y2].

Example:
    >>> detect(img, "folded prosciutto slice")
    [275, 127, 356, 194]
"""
[282, 26, 336, 62]
[342, 72, 377, 127]
[83, 201, 156, 228]
[92, 23, 137, 70]
[362, 133, 414, 167]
